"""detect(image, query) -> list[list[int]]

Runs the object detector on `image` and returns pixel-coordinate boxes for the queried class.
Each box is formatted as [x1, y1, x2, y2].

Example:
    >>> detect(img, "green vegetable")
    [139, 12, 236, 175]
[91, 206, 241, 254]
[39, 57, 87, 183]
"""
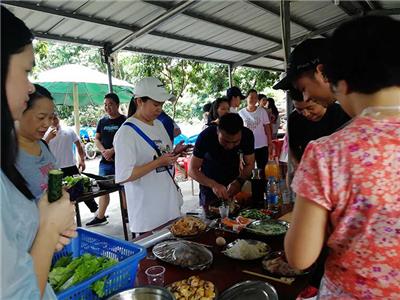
[49, 253, 118, 297]
[53, 254, 72, 268]
[63, 175, 91, 192]
[48, 170, 64, 202]
[239, 209, 271, 221]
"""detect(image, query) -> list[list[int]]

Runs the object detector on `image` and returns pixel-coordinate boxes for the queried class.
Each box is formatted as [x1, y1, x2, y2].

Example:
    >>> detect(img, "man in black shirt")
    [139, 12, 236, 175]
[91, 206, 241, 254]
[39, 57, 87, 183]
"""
[86, 93, 126, 226]
[288, 89, 350, 164]
[189, 113, 255, 215]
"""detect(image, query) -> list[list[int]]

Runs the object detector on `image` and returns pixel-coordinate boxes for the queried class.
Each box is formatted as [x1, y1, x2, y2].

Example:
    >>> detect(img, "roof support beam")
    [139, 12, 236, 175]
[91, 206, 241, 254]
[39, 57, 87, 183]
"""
[111, 0, 197, 52]
[143, 0, 282, 44]
[367, 8, 400, 16]
[232, 18, 348, 68]
[248, 0, 327, 37]
[32, 31, 284, 72]
[4, 1, 283, 62]
[332, 0, 363, 16]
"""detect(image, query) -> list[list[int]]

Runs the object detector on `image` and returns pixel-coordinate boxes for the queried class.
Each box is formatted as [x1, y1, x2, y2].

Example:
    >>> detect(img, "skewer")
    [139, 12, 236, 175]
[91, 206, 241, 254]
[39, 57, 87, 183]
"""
[242, 270, 295, 285]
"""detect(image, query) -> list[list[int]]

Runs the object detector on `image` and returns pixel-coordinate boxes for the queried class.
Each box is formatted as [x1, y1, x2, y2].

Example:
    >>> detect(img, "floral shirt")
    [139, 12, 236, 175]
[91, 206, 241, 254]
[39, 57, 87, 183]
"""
[292, 116, 400, 299]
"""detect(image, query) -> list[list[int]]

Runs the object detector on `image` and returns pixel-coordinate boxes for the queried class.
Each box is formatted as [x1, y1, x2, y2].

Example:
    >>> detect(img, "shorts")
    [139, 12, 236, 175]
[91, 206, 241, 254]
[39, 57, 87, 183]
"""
[99, 161, 115, 176]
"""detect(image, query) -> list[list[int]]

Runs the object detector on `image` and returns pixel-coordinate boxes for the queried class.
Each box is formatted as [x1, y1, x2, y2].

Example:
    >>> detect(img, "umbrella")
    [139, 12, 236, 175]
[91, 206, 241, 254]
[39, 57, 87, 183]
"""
[35, 64, 134, 134]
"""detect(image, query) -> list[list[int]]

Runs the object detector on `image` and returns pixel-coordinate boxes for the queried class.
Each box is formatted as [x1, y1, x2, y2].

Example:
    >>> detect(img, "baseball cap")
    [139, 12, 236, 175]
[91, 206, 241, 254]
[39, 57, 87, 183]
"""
[273, 38, 328, 90]
[226, 86, 245, 100]
[134, 77, 176, 102]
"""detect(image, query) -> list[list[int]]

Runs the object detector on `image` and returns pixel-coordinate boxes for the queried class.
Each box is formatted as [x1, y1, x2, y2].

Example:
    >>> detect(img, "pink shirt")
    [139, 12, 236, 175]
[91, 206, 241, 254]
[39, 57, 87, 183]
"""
[292, 116, 400, 299]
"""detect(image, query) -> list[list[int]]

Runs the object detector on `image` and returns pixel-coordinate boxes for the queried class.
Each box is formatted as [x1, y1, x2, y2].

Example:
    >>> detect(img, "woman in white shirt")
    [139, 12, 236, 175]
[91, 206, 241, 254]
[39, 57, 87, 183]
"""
[239, 89, 273, 171]
[114, 77, 186, 235]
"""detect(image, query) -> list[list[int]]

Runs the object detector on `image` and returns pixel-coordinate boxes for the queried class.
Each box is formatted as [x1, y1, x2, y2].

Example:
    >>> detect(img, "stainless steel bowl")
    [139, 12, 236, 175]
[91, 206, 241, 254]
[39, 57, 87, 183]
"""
[106, 286, 174, 300]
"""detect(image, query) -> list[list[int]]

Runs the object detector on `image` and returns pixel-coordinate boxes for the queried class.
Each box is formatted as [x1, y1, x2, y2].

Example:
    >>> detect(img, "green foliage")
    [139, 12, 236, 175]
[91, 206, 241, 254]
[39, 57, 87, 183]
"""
[33, 40, 279, 123]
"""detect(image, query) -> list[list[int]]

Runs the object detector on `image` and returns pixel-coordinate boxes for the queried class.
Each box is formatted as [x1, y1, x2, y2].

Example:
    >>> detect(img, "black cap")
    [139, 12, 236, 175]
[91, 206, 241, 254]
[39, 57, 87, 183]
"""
[273, 38, 328, 90]
[226, 86, 245, 100]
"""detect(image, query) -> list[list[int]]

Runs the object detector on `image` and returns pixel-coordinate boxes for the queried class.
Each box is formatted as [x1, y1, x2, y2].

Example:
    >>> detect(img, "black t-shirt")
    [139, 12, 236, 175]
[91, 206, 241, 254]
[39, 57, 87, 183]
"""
[96, 115, 126, 164]
[288, 103, 351, 162]
[193, 125, 254, 187]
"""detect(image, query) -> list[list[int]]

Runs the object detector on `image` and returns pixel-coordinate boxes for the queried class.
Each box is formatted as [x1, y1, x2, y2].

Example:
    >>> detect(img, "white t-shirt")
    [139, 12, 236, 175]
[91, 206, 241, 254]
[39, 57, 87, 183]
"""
[114, 117, 182, 233]
[45, 126, 79, 169]
[238, 106, 270, 149]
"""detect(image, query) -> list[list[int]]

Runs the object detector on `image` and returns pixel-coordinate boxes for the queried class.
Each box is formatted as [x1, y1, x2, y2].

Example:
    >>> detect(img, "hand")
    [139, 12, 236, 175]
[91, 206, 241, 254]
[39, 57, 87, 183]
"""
[173, 141, 187, 156]
[102, 149, 114, 161]
[157, 153, 179, 167]
[211, 182, 229, 200]
[227, 180, 241, 198]
[78, 160, 86, 172]
[47, 127, 57, 141]
[38, 190, 76, 239]
[55, 225, 78, 252]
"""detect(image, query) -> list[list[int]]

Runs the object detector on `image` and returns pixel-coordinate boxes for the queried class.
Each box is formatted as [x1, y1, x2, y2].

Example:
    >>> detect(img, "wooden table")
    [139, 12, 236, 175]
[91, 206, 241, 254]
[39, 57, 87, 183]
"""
[134, 219, 310, 300]
[75, 186, 129, 241]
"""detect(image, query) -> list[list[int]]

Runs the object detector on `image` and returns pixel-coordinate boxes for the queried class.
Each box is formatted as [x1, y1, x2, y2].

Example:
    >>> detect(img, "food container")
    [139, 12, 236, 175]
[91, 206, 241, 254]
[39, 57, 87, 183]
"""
[245, 220, 290, 236]
[106, 286, 174, 300]
[52, 228, 146, 300]
[152, 240, 213, 270]
[219, 280, 278, 300]
[135, 228, 173, 249]
[222, 239, 270, 260]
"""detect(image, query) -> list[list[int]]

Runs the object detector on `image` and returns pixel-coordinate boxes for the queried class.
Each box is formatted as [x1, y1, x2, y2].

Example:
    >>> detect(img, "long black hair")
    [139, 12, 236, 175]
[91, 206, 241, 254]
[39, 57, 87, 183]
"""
[25, 84, 54, 112]
[127, 96, 150, 117]
[208, 97, 230, 123]
[267, 97, 279, 120]
[1, 6, 35, 199]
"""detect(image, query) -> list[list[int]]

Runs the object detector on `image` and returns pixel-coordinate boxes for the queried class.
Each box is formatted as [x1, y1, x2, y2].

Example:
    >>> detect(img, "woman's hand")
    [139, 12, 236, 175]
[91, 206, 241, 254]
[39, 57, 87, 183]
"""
[55, 225, 78, 252]
[157, 153, 179, 167]
[38, 190, 76, 242]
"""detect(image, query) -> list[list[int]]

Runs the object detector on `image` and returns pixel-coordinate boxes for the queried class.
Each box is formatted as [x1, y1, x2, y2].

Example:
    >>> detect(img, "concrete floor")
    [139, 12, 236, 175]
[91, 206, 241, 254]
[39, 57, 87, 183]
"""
[79, 157, 201, 240]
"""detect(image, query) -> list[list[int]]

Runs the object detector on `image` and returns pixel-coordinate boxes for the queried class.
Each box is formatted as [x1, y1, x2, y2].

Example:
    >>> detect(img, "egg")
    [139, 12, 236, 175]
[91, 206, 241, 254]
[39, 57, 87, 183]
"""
[216, 236, 226, 246]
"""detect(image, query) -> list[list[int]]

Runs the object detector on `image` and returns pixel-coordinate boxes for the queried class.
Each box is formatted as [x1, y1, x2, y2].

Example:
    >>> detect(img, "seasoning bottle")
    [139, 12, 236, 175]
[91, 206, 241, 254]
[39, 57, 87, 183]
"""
[251, 169, 265, 208]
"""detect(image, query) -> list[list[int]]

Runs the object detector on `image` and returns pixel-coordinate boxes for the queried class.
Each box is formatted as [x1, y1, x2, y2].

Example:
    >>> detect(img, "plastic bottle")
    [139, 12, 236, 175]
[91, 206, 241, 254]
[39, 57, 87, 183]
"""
[266, 176, 279, 211]
[265, 159, 280, 180]
[251, 169, 265, 208]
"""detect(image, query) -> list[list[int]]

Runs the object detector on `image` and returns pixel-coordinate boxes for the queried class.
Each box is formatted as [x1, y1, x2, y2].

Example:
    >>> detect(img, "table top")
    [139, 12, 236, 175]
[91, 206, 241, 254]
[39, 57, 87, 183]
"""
[75, 185, 122, 203]
[135, 217, 309, 300]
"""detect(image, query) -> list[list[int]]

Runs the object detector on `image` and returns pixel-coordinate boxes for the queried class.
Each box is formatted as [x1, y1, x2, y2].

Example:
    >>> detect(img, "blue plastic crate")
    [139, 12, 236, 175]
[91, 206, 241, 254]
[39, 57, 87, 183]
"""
[52, 228, 146, 300]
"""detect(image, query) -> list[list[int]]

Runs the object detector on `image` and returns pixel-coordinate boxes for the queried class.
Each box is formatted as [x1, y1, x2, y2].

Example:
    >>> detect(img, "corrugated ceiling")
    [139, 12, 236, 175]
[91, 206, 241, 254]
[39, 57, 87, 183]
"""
[3, 0, 400, 72]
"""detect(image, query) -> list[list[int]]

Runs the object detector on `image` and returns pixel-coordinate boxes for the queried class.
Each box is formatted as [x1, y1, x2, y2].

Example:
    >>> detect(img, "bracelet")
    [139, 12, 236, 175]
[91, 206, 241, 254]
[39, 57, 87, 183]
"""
[236, 177, 246, 187]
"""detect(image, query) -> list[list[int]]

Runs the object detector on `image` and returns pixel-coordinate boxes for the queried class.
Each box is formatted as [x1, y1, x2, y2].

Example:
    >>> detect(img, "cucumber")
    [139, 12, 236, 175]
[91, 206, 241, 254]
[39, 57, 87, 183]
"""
[48, 169, 64, 202]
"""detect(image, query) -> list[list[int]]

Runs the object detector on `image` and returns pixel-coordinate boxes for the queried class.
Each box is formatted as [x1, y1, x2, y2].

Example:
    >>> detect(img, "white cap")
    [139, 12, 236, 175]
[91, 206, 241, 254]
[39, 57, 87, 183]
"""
[134, 77, 176, 102]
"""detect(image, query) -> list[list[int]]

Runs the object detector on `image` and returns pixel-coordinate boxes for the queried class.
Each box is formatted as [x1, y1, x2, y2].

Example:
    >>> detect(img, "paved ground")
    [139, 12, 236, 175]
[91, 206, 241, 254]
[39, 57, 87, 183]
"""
[79, 157, 201, 240]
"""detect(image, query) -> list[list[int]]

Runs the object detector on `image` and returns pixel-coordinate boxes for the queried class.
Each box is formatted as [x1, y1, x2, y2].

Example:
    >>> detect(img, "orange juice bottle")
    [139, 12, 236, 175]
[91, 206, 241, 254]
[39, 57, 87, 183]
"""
[264, 159, 280, 180]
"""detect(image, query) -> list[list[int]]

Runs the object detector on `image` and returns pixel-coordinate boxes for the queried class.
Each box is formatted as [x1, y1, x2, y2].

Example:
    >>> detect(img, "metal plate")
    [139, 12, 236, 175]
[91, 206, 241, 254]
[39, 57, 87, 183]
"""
[219, 280, 278, 300]
[222, 239, 270, 260]
[262, 251, 313, 277]
[106, 286, 174, 300]
[152, 240, 213, 270]
[245, 220, 290, 236]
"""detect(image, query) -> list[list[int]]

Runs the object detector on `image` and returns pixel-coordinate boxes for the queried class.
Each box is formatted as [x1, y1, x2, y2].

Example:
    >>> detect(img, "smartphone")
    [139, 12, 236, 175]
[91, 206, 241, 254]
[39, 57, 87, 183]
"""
[172, 144, 192, 155]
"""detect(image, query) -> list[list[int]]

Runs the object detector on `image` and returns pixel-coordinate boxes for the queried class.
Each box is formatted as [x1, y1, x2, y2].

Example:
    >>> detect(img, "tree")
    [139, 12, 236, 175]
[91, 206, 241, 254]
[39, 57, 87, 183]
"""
[33, 40, 279, 123]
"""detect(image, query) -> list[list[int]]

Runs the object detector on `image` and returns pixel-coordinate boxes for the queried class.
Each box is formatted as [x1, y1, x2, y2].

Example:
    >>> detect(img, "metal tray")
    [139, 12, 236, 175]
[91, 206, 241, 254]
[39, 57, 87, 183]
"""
[152, 240, 213, 270]
[245, 220, 290, 236]
[219, 280, 278, 300]
[106, 286, 174, 300]
[262, 251, 313, 277]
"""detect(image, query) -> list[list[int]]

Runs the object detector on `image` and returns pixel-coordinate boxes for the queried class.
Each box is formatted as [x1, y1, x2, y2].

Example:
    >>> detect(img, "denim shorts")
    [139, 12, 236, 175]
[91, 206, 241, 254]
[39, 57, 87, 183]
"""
[99, 161, 115, 176]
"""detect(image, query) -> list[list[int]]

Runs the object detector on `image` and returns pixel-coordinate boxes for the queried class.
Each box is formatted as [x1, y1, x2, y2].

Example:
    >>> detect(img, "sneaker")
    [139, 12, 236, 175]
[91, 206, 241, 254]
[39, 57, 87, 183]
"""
[86, 216, 108, 227]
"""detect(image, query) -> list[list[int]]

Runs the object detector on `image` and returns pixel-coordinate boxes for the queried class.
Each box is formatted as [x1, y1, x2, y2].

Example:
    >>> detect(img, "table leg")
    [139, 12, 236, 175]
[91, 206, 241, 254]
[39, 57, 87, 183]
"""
[75, 202, 82, 227]
[119, 189, 129, 241]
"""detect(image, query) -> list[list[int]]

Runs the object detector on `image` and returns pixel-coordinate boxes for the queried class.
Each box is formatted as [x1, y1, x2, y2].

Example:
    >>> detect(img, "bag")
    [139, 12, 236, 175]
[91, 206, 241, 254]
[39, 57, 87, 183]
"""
[124, 122, 183, 207]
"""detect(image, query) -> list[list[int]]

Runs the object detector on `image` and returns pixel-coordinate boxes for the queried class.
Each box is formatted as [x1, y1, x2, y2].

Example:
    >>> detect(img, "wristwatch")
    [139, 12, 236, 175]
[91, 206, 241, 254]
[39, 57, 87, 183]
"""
[236, 177, 246, 187]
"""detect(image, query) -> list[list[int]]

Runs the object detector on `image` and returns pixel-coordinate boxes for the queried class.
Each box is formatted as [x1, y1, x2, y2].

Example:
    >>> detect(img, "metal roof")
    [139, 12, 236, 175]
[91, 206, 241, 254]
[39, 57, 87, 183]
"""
[4, 0, 400, 72]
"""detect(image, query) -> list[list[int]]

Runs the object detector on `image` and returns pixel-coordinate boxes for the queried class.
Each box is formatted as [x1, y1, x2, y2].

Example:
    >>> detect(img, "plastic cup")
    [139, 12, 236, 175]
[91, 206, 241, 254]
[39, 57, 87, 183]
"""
[219, 205, 230, 219]
[145, 265, 165, 286]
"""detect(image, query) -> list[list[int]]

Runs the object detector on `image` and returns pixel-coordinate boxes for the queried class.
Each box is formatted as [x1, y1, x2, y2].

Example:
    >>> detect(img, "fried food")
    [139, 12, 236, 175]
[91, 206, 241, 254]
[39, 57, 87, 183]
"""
[168, 276, 216, 300]
[170, 216, 207, 236]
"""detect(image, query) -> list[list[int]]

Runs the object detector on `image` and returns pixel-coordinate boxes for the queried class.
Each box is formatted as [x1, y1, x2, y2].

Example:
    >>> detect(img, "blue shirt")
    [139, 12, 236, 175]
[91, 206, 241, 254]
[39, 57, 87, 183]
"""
[0, 171, 56, 299]
[15, 141, 56, 202]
